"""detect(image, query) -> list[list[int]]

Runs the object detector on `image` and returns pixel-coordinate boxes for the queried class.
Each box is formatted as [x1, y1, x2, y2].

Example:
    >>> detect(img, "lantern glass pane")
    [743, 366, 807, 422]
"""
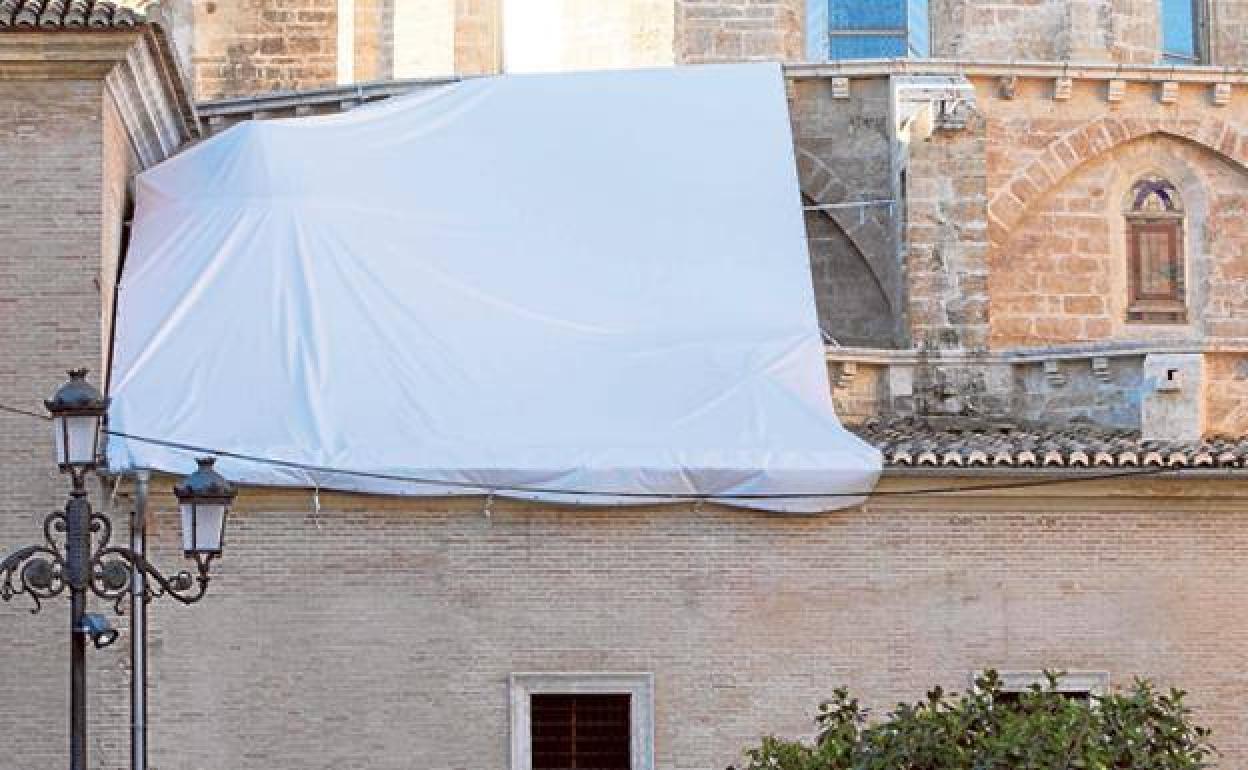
[181, 502, 226, 553]
[54, 415, 99, 467]
[52, 416, 66, 466]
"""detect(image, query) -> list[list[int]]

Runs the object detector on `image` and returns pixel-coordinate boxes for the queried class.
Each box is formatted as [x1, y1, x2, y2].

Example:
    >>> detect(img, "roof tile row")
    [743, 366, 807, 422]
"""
[0, 0, 140, 29]
[853, 416, 1248, 469]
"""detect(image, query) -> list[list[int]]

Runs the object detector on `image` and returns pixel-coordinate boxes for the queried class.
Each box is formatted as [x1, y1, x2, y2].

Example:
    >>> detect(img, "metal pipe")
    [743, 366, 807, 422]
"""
[131, 471, 149, 770]
[66, 474, 90, 770]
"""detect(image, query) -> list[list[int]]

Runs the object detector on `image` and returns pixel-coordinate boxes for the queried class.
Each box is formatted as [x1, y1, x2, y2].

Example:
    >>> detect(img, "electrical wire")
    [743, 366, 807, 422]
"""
[0, 403, 50, 421]
[0, 399, 1189, 501]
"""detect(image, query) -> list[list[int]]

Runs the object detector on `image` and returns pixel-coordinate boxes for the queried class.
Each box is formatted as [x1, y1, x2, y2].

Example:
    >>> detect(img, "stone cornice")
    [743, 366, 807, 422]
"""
[193, 59, 1248, 135]
[785, 59, 1248, 84]
[826, 340, 1248, 366]
[0, 27, 197, 166]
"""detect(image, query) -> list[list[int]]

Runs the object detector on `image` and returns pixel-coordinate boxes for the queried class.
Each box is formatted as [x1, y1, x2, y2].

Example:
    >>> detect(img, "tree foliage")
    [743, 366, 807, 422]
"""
[735, 671, 1216, 770]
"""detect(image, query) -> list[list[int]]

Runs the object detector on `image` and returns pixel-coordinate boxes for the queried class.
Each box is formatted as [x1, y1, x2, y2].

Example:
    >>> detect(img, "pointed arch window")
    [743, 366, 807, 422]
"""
[1125, 176, 1186, 323]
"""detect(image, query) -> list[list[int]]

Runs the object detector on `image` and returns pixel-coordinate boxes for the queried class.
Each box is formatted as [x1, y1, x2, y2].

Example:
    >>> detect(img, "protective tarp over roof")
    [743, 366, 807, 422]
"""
[107, 62, 882, 512]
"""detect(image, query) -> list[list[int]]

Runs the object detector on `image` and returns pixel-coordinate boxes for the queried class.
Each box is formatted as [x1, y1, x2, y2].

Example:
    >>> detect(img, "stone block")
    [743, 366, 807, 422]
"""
[1141, 353, 1205, 442]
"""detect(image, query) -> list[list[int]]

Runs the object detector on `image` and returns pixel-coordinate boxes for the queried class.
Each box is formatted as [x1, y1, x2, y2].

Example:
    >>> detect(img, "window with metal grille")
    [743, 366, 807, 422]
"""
[1125, 176, 1187, 323]
[1161, 0, 1206, 65]
[976, 671, 1110, 705]
[531, 694, 631, 770]
[807, 0, 930, 61]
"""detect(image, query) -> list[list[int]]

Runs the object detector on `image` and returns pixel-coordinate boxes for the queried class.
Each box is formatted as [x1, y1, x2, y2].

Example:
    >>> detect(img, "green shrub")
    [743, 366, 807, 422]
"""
[735, 670, 1216, 770]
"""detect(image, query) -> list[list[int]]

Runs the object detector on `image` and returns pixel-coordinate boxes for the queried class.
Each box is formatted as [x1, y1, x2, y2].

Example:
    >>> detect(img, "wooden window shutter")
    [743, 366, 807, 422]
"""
[531, 694, 631, 770]
[1127, 219, 1186, 323]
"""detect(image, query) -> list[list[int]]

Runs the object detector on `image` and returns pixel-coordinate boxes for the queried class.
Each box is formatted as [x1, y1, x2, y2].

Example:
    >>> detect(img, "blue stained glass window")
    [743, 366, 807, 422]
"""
[829, 35, 907, 59]
[818, 0, 931, 61]
[908, 0, 930, 56]
[828, 0, 905, 30]
[1161, 0, 1199, 63]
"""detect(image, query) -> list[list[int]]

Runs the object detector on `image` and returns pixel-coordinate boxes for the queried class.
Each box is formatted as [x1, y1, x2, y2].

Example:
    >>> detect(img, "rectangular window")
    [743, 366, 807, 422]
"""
[1128, 221, 1186, 322]
[532, 694, 631, 770]
[1161, 0, 1204, 64]
[808, 0, 930, 61]
[511, 673, 654, 770]
[978, 671, 1110, 703]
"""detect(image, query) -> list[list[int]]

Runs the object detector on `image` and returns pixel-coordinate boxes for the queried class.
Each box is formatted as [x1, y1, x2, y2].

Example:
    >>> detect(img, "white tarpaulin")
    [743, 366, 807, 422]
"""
[107, 62, 882, 512]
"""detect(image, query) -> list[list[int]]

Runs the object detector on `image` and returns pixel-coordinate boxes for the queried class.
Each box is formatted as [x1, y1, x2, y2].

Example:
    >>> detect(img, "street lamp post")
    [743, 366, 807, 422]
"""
[0, 369, 236, 770]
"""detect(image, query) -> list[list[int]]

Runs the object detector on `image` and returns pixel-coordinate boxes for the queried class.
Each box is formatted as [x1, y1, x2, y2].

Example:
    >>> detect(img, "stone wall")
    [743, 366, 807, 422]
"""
[1205, 353, 1248, 436]
[11, 481, 1234, 769]
[930, 0, 1157, 64]
[351, 0, 390, 82]
[983, 77, 1248, 347]
[906, 107, 990, 353]
[927, 0, 1248, 67]
[454, 0, 501, 75]
[932, 0, 1071, 61]
[183, 0, 339, 100]
[553, 0, 674, 71]
[790, 76, 900, 348]
[169, 1, 1248, 100]
[1012, 355, 1145, 427]
[675, 0, 802, 63]
[1211, 1, 1248, 68]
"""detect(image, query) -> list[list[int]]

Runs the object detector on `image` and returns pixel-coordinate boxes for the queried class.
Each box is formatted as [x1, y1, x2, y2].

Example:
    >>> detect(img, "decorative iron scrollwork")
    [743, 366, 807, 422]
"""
[3, 508, 215, 617]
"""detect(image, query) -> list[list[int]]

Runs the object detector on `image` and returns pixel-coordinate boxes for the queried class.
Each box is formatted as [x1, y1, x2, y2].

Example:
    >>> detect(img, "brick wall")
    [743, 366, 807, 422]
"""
[44, 481, 1240, 769]
[0, 79, 133, 770]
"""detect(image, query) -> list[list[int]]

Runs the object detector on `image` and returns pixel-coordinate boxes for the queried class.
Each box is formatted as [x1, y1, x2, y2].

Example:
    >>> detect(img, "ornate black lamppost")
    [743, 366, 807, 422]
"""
[0, 369, 236, 770]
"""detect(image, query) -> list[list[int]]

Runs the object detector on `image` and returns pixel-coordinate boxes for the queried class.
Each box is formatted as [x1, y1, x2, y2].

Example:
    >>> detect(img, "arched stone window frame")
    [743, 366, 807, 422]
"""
[1124, 174, 1187, 324]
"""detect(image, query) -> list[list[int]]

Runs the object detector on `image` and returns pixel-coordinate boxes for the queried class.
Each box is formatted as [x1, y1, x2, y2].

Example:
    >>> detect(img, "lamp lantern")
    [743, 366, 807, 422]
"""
[44, 368, 109, 472]
[173, 457, 236, 556]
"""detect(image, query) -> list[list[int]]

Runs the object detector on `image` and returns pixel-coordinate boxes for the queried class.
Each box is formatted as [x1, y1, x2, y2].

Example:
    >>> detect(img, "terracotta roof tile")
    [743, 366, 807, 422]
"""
[851, 415, 1248, 470]
[0, 0, 141, 29]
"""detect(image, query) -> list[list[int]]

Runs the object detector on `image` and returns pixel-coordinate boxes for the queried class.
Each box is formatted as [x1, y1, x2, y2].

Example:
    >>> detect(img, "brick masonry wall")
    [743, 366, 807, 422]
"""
[101, 94, 137, 369]
[0, 79, 134, 770]
[190, 0, 339, 100]
[982, 77, 1248, 347]
[39, 482, 1242, 770]
[675, 0, 802, 63]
